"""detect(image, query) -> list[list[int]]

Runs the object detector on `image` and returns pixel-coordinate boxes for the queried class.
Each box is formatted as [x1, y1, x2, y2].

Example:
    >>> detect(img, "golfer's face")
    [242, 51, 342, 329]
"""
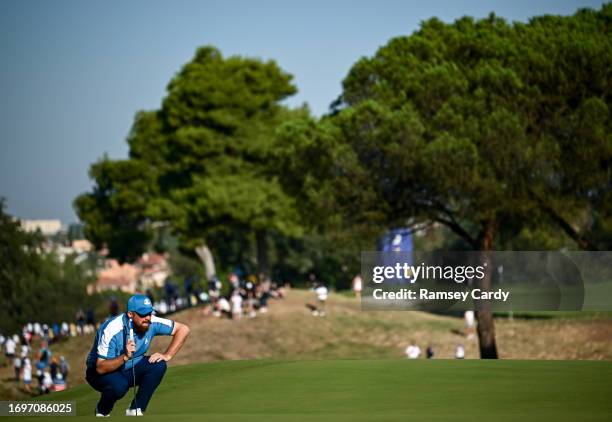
[132, 312, 152, 332]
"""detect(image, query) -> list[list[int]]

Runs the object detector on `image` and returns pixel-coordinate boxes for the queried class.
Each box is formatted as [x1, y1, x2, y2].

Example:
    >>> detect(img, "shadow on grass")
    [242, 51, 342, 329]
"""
[429, 310, 612, 320]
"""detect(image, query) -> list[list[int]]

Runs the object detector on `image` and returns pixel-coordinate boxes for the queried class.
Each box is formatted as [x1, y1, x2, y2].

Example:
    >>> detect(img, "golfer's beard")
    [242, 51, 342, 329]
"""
[135, 322, 150, 333]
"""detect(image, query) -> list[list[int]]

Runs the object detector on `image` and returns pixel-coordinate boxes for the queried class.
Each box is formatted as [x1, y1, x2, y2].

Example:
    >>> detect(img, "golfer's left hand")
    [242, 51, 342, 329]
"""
[148, 353, 171, 363]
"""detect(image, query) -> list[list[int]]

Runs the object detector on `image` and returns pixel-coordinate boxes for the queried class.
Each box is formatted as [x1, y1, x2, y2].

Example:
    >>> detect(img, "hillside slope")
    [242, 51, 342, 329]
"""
[2, 289, 612, 399]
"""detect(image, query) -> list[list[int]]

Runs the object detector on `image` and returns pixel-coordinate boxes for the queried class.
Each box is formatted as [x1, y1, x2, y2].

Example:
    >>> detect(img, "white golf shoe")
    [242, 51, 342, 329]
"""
[95, 405, 109, 417]
[125, 408, 144, 416]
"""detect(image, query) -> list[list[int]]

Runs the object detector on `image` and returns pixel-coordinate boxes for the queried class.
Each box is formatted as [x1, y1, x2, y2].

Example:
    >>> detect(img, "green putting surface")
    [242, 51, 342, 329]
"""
[20, 359, 612, 421]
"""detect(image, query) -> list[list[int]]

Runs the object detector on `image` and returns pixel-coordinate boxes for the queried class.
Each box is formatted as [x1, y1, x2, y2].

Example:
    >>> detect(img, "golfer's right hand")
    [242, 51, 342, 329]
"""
[125, 339, 136, 358]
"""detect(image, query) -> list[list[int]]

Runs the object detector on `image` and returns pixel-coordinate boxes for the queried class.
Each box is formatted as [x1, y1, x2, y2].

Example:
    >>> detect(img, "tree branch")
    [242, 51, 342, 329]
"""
[418, 197, 479, 248]
[433, 216, 478, 249]
[529, 190, 599, 251]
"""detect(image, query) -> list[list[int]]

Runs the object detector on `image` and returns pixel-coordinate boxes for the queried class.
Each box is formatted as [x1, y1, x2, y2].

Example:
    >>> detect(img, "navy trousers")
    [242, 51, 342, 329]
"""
[86, 357, 167, 415]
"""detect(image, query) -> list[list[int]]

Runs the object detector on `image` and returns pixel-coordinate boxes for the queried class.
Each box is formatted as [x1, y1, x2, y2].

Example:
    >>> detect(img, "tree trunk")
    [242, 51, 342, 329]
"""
[255, 229, 269, 277]
[194, 244, 216, 280]
[475, 220, 499, 359]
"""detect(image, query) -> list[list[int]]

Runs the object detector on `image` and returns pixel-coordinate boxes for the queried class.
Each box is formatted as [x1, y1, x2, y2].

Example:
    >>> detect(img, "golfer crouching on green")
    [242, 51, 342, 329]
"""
[85, 294, 190, 416]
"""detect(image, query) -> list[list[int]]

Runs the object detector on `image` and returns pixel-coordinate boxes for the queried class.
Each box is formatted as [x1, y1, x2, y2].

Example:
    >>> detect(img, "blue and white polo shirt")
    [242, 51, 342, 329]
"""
[86, 313, 174, 370]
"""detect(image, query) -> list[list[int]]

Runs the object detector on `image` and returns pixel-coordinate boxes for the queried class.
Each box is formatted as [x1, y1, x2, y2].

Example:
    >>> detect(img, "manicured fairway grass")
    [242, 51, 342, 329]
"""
[25, 359, 612, 421]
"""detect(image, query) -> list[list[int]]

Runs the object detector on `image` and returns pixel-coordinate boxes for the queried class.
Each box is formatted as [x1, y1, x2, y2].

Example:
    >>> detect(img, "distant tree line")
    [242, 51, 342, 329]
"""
[0, 200, 102, 333]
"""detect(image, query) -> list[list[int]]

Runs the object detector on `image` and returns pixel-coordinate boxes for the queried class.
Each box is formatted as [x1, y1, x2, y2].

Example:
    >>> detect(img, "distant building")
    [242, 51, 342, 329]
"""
[138, 253, 169, 289]
[72, 239, 92, 253]
[67, 223, 85, 241]
[20, 219, 62, 236]
[89, 259, 139, 294]
[88, 252, 171, 294]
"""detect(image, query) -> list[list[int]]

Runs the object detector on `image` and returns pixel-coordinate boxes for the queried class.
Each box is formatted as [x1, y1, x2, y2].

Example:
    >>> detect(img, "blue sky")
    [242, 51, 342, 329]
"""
[0, 0, 605, 224]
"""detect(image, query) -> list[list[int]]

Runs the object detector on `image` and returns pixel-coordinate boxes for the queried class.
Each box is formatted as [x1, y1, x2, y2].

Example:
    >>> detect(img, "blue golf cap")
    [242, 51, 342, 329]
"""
[127, 294, 154, 315]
